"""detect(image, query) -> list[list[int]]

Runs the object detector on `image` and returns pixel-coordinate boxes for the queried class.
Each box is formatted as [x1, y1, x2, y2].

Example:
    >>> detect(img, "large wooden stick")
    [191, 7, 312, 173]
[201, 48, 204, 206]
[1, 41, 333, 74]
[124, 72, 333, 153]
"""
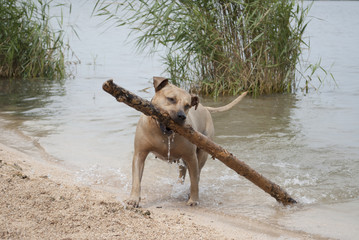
[103, 79, 297, 205]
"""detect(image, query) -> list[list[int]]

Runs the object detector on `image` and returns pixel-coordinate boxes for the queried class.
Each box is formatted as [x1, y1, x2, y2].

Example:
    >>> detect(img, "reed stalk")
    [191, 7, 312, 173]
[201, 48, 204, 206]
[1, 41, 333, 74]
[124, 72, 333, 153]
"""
[94, 0, 312, 96]
[0, 0, 69, 79]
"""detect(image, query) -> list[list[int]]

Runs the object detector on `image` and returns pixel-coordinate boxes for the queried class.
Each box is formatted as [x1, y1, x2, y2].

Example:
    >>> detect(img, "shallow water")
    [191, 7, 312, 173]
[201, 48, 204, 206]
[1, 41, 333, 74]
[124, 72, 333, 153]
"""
[1, 1, 359, 239]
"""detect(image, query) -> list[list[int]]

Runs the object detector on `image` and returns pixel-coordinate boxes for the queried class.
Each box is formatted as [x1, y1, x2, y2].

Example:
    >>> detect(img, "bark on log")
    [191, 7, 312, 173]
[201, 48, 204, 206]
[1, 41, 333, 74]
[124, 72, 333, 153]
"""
[102, 79, 297, 206]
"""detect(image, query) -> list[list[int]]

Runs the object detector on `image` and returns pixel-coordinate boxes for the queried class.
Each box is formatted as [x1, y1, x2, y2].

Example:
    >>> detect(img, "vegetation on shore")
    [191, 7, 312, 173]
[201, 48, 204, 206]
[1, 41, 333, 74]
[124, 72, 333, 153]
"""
[94, 0, 316, 96]
[0, 0, 68, 79]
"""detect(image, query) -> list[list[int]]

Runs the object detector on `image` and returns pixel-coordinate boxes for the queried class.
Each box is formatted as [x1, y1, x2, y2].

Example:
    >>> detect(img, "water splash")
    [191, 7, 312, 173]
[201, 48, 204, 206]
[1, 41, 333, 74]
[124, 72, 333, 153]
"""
[167, 136, 171, 160]
[75, 164, 129, 191]
[167, 133, 175, 161]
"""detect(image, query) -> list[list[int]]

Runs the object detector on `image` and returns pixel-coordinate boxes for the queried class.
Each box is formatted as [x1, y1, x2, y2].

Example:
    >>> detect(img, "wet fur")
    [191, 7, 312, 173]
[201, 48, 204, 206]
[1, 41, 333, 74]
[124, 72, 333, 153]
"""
[126, 77, 245, 207]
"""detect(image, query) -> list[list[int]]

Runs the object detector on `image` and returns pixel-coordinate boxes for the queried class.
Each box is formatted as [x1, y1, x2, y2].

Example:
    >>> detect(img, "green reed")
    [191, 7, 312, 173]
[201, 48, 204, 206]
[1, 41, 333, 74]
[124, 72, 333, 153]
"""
[94, 0, 312, 96]
[0, 0, 68, 79]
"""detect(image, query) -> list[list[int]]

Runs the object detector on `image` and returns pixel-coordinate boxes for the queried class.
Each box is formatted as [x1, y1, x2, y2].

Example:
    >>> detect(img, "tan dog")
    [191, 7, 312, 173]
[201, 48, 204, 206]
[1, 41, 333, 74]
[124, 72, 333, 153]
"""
[126, 77, 247, 207]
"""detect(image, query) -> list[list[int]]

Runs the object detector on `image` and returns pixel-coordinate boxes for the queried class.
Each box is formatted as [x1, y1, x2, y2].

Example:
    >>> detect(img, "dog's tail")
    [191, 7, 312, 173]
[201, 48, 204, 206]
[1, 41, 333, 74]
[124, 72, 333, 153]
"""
[205, 91, 247, 113]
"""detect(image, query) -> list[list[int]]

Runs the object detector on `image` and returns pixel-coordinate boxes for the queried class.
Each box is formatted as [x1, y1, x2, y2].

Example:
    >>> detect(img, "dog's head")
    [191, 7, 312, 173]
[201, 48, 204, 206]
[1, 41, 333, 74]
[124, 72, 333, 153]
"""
[152, 77, 199, 126]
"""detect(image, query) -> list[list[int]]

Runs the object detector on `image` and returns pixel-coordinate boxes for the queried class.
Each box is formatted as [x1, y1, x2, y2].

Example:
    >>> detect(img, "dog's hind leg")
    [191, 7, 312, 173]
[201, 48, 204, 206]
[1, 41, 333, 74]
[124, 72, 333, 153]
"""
[178, 162, 187, 184]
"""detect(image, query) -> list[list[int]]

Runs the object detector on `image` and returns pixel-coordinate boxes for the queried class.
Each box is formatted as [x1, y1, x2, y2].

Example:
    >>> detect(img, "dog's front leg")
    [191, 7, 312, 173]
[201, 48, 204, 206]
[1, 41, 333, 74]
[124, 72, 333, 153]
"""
[184, 155, 200, 206]
[126, 150, 148, 208]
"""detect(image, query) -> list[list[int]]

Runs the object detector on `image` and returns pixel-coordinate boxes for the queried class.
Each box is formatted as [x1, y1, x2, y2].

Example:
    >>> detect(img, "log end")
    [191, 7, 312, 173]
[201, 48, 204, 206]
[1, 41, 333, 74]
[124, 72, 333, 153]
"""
[102, 79, 114, 93]
[287, 197, 298, 205]
[280, 196, 297, 206]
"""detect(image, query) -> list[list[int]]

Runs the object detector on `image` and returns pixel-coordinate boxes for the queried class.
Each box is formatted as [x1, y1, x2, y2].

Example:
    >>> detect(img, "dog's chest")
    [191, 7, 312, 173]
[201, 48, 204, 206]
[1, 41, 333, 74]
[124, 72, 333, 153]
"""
[151, 134, 191, 162]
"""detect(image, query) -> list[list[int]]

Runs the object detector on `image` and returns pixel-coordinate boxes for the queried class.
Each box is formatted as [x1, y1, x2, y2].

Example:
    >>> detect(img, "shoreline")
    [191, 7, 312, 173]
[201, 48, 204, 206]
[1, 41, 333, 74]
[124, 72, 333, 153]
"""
[0, 143, 261, 239]
[0, 142, 323, 239]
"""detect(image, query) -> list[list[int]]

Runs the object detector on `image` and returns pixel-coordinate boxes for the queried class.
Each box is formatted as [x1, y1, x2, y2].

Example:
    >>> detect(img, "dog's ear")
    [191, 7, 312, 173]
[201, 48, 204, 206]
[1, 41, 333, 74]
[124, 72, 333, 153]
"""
[191, 95, 199, 110]
[153, 77, 169, 92]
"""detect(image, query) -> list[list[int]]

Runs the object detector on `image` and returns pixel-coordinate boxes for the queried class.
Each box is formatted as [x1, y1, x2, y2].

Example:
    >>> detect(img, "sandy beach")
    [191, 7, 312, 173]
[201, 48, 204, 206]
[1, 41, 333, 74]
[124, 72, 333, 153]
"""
[0, 142, 326, 240]
[1, 143, 285, 240]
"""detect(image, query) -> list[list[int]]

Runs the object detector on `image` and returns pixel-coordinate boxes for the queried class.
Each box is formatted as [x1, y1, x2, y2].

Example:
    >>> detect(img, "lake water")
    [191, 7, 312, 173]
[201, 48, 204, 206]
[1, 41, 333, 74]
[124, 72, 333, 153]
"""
[1, 1, 358, 239]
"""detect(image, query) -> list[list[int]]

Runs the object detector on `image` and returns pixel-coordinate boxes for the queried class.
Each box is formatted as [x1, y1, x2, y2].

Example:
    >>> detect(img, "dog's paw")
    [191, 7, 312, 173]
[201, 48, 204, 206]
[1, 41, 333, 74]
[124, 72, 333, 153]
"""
[186, 198, 199, 206]
[177, 177, 185, 184]
[126, 197, 140, 208]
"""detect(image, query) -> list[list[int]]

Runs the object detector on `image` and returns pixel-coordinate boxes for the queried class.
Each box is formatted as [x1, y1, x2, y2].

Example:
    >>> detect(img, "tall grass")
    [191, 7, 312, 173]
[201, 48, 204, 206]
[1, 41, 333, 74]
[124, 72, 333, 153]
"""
[0, 0, 68, 79]
[94, 0, 312, 96]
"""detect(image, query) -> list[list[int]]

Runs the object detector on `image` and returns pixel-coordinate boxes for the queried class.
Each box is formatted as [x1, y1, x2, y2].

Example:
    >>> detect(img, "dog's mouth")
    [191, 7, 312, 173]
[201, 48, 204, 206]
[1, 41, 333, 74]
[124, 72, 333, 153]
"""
[159, 122, 173, 135]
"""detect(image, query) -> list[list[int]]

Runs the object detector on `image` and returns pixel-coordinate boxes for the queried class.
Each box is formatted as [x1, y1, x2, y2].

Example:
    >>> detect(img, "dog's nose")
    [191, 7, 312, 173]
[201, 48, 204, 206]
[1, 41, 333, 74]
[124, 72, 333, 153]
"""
[177, 112, 186, 122]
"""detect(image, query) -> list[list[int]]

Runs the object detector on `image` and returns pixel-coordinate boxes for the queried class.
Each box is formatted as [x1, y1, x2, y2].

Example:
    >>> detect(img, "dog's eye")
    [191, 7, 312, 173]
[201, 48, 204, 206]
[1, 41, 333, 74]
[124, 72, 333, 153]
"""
[167, 97, 176, 103]
[184, 104, 190, 110]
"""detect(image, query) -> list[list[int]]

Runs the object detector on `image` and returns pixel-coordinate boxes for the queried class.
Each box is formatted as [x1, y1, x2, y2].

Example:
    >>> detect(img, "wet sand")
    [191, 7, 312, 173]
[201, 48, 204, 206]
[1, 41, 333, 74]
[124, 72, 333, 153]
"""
[0, 143, 322, 239]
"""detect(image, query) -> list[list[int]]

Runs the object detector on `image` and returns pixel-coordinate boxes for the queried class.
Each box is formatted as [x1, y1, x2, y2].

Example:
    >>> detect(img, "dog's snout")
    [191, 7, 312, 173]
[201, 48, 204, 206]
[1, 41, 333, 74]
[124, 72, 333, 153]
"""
[178, 112, 186, 120]
[176, 111, 186, 123]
